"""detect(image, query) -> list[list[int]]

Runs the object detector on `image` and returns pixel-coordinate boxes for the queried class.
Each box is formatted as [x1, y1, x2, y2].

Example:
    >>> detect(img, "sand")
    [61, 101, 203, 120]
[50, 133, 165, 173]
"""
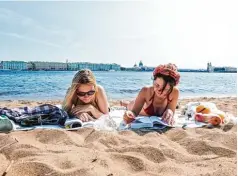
[0, 97, 237, 176]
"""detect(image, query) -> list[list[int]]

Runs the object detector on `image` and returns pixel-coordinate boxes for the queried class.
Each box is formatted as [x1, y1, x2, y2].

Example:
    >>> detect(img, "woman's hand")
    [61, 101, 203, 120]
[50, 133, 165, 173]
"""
[123, 110, 136, 124]
[79, 113, 94, 122]
[162, 109, 175, 126]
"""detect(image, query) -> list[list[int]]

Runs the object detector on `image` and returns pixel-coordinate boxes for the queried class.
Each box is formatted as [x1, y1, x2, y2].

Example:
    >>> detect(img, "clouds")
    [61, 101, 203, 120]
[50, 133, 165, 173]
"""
[0, 7, 71, 48]
[0, 1, 237, 68]
[0, 31, 63, 48]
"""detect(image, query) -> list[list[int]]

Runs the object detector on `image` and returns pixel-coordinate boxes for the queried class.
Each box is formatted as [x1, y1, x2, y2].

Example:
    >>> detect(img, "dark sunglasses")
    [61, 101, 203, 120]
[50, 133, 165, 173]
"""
[76, 90, 96, 97]
[153, 82, 170, 93]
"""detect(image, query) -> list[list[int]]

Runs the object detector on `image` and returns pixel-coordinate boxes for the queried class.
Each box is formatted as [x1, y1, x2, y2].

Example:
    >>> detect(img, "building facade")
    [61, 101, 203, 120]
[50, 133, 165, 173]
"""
[1, 61, 27, 70]
[0, 60, 121, 71]
[207, 62, 237, 73]
[28, 62, 67, 70]
[67, 62, 120, 71]
[25, 61, 121, 71]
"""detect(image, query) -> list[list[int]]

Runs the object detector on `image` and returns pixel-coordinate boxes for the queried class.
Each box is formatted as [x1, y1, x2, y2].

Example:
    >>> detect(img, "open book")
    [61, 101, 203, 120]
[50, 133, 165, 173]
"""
[64, 118, 94, 130]
[130, 116, 172, 130]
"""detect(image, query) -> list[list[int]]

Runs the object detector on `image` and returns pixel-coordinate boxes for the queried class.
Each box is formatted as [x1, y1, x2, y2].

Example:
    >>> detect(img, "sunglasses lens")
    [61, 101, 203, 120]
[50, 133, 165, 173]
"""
[77, 90, 95, 97]
[87, 91, 95, 96]
[77, 92, 86, 97]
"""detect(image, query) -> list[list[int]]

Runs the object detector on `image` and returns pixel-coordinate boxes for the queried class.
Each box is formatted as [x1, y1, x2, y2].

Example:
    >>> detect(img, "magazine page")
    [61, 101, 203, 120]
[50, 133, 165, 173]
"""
[130, 116, 153, 129]
[150, 116, 172, 127]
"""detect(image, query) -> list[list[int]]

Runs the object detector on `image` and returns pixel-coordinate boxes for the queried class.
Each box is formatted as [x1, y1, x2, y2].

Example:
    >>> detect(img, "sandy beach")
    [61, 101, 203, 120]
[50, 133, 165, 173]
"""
[0, 97, 237, 176]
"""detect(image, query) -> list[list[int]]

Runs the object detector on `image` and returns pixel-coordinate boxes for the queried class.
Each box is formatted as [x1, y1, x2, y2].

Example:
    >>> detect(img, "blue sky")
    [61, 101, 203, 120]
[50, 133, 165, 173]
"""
[0, 0, 237, 69]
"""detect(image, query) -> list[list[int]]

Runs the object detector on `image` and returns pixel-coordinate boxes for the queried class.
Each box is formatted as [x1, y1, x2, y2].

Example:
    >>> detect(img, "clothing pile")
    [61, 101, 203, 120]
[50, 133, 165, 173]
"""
[0, 104, 68, 132]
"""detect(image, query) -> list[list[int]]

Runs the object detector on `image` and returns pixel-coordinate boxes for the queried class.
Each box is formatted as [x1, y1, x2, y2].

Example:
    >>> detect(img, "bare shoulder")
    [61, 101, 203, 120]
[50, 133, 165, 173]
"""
[141, 85, 149, 92]
[141, 86, 154, 96]
[170, 86, 179, 99]
[96, 85, 106, 96]
[172, 86, 179, 94]
[97, 85, 104, 92]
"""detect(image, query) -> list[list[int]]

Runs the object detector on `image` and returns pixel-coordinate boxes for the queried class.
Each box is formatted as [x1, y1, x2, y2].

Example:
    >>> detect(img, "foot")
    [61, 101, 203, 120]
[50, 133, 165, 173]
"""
[120, 100, 130, 108]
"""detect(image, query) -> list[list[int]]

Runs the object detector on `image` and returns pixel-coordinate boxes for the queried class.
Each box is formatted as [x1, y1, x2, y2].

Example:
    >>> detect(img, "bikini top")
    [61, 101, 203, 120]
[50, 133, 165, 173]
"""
[143, 93, 171, 116]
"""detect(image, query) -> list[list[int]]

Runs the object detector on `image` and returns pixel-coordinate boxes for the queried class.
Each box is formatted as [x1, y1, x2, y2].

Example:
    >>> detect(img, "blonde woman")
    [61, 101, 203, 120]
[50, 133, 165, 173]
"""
[63, 69, 109, 122]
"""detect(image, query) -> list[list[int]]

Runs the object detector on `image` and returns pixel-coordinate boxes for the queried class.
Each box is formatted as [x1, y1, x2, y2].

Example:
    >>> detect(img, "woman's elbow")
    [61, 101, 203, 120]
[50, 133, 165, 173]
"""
[102, 108, 109, 115]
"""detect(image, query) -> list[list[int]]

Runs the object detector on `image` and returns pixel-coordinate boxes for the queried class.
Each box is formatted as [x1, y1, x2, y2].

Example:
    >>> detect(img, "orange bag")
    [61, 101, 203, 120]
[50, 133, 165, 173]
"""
[195, 113, 223, 126]
[196, 105, 211, 114]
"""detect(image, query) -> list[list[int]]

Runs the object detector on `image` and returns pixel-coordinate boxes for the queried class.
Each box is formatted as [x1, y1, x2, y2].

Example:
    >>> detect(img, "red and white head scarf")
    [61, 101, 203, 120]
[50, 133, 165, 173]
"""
[153, 63, 180, 85]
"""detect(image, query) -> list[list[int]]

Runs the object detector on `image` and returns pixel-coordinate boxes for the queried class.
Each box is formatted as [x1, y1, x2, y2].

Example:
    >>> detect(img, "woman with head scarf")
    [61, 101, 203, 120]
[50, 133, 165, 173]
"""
[122, 63, 180, 126]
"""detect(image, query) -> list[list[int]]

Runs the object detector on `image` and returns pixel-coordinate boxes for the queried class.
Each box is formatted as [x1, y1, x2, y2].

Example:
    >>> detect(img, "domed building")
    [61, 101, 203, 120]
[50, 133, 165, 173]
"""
[139, 60, 143, 67]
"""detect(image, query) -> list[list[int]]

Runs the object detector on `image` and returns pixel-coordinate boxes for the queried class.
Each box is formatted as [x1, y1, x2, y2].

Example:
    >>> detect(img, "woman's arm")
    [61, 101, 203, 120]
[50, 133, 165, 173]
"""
[162, 87, 179, 125]
[167, 87, 179, 114]
[71, 104, 102, 119]
[96, 85, 109, 115]
[131, 87, 147, 116]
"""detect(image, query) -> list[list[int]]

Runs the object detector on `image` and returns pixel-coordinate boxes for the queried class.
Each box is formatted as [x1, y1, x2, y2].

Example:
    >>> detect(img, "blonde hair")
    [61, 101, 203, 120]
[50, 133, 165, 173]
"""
[63, 69, 98, 113]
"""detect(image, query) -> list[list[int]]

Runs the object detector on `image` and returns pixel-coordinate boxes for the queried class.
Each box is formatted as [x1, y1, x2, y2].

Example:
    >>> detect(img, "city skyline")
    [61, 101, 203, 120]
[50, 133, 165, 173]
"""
[1, 60, 236, 72]
[0, 1, 237, 69]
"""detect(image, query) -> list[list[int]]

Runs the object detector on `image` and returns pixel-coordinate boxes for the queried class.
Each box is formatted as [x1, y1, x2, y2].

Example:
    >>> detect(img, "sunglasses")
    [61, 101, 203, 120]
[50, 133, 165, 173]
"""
[76, 90, 96, 97]
[153, 82, 170, 93]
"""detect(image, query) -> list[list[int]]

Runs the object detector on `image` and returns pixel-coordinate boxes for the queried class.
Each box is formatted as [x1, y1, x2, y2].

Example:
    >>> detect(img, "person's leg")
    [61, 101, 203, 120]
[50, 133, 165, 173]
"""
[120, 100, 134, 110]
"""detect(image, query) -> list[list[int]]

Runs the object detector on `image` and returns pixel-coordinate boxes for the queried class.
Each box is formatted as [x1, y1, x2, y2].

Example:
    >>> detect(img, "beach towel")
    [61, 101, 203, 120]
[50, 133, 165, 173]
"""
[0, 104, 215, 132]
